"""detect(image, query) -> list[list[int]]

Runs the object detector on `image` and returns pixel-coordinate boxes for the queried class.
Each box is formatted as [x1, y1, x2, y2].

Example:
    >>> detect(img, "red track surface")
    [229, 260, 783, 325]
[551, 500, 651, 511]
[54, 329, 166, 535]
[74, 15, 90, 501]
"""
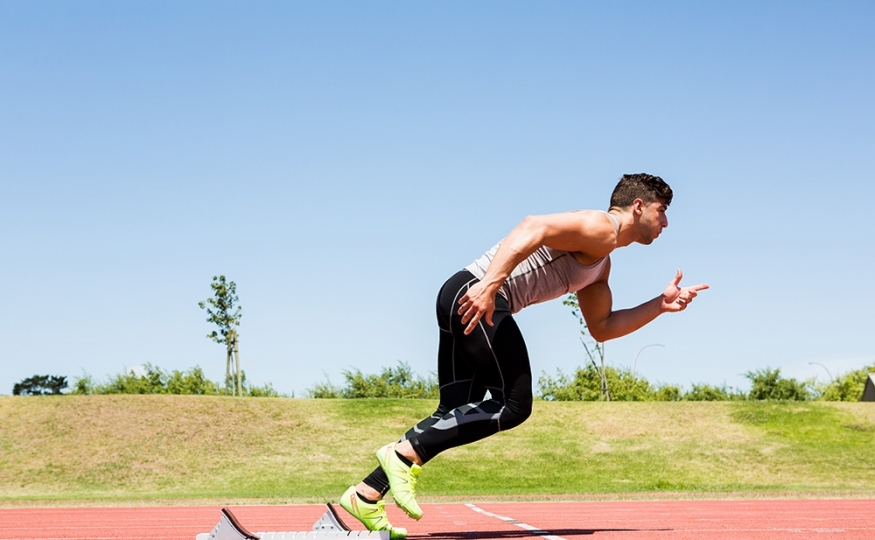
[1, 499, 873, 540]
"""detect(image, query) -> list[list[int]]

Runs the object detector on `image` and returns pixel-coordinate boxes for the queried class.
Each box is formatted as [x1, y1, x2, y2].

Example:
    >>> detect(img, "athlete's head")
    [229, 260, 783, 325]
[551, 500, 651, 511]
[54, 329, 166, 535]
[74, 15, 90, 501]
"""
[610, 173, 672, 245]
[609, 173, 673, 209]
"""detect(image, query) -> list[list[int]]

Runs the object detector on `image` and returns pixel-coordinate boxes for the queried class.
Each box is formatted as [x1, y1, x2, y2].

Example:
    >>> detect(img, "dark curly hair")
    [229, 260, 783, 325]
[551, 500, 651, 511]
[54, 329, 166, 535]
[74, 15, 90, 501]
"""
[609, 173, 673, 208]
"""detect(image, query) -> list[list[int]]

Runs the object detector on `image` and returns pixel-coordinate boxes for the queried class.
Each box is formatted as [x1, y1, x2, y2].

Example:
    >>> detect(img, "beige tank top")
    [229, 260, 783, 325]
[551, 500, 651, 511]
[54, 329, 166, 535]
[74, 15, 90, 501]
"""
[464, 211, 617, 314]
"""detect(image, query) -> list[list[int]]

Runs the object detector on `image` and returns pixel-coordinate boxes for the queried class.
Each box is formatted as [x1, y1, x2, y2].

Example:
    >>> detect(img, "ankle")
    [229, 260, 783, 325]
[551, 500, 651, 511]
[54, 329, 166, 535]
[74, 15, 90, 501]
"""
[356, 482, 383, 502]
[394, 442, 424, 466]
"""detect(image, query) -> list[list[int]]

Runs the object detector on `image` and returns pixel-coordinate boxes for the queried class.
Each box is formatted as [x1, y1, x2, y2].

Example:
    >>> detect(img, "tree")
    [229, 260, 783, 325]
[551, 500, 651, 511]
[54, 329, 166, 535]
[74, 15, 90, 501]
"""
[563, 293, 611, 400]
[12, 375, 68, 395]
[198, 275, 243, 396]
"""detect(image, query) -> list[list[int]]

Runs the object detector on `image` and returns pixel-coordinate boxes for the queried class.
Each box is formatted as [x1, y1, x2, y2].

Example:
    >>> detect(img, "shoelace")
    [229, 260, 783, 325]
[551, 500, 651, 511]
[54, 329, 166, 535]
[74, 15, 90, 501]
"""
[408, 468, 419, 495]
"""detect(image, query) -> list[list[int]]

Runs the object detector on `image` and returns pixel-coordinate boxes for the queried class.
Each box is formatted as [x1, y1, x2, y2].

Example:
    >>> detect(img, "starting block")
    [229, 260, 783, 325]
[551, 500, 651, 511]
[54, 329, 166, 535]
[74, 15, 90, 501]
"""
[196, 504, 390, 540]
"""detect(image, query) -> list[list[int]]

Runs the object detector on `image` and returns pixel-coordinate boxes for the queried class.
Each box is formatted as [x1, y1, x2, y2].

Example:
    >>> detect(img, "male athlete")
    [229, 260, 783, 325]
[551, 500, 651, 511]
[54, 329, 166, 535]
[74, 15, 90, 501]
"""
[338, 174, 708, 538]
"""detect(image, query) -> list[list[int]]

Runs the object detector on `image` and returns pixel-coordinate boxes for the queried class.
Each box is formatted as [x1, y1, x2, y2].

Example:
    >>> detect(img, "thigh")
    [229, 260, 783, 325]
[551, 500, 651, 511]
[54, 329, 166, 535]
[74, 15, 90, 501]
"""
[434, 269, 529, 404]
[436, 327, 487, 412]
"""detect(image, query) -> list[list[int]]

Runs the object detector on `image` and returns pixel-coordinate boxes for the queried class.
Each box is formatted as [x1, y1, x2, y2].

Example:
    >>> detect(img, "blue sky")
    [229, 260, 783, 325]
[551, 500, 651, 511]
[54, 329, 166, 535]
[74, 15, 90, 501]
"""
[2, 1, 873, 397]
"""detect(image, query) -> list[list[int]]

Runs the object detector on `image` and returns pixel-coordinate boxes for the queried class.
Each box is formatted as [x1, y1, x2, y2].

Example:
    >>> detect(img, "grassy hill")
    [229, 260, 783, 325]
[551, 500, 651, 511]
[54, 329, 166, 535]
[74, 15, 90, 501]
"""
[1, 395, 874, 505]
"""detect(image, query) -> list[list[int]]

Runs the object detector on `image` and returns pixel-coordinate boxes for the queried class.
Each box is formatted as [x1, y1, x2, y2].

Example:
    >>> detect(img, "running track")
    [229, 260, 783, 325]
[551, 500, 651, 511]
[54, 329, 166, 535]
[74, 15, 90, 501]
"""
[1, 500, 873, 540]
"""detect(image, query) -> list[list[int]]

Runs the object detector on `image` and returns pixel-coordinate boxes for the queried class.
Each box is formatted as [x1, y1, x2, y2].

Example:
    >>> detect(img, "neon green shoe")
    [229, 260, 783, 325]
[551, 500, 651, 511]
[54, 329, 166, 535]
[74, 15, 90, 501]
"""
[375, 443, 423, 520]
[339, 486, 408, 540]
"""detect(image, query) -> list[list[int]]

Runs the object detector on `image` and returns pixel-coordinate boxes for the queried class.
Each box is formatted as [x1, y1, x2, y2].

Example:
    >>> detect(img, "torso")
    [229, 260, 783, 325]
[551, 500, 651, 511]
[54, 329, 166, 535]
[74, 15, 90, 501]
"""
[463, 211, 620, 314]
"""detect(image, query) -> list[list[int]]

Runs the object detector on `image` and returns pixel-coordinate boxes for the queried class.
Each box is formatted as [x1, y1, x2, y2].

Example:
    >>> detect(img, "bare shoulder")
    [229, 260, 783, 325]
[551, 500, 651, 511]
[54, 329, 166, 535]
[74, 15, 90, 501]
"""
[570, 210, 618, 235]
[569, 210, 619, 248]
[535, 210, 618, 257]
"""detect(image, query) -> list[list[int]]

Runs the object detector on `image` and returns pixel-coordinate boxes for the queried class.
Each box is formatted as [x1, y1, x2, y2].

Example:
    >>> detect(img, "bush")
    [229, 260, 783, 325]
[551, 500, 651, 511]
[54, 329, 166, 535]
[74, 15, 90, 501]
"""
[308, 361, 438, 399]
[12, 375, 68, 395]
[538, 366, 602, 401]
[817, 362, 875, 401]
[308, 378, 342, 398]
[745, 368, 813, 401]
[71, 364, 281, 397]
[165, 366, 221, 395]
[684, 383, 746, 401]
[538, 365, 682, 401]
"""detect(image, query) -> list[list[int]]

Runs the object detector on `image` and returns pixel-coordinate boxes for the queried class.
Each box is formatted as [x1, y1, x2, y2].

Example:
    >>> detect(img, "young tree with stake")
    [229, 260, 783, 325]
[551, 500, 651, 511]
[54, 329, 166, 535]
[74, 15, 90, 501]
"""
[198, 275, 243, 396]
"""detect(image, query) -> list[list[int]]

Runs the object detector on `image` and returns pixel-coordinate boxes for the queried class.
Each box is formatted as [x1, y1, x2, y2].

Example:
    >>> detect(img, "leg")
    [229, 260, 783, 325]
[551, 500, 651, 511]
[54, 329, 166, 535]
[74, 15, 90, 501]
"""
[351, 271, 533, 522]
[407, 294, 533, 462]
[375, 272, 533, 512]
[360, 299, 488, 497]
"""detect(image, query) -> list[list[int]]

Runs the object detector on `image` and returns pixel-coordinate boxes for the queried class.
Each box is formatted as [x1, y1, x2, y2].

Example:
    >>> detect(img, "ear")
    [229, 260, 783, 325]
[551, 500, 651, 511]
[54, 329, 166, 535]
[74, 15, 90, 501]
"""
[632, 198, 646, 215]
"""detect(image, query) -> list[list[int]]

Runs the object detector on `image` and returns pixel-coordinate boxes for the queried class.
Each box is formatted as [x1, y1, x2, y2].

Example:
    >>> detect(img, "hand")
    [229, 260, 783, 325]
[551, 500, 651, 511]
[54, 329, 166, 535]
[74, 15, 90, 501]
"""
[661, 269, 709, 312]
[457, 281, 497, 335]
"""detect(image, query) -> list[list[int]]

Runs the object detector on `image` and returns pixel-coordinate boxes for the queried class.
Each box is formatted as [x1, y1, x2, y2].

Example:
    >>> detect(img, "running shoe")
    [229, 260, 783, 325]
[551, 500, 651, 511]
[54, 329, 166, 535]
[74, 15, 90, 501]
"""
[339, 486, 408, 540]
[375, 443, 423, 520]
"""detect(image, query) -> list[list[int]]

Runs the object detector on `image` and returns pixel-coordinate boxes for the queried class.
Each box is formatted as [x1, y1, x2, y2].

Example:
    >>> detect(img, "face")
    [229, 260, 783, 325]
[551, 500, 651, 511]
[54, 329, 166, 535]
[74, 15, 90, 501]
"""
[635, 199, 669, 244]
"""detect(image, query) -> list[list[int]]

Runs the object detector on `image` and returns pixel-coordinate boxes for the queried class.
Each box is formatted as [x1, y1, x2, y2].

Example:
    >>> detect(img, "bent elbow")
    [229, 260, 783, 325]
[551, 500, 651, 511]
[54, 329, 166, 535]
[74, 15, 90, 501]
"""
[588, 327, 609, 343]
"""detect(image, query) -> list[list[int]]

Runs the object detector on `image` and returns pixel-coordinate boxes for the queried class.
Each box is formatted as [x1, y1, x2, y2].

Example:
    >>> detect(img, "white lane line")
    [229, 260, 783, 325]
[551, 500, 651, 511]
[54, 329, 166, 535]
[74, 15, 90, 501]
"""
[466, 504, 566, 540]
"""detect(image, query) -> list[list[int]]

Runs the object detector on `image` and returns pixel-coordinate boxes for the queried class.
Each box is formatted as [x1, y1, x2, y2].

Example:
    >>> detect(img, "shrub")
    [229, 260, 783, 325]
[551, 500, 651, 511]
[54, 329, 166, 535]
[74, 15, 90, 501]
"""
[12, 375, 68, 395]
[165, 366, 221, 395]
[308, 361, 438, 399]
[307, 378, 342, 399]
[818, 362, 875, 401]
[538, 365, 682, 401]
[745, 368, 813, 401]
[70, 365, 280, 397]
[684, 383, 746, 401]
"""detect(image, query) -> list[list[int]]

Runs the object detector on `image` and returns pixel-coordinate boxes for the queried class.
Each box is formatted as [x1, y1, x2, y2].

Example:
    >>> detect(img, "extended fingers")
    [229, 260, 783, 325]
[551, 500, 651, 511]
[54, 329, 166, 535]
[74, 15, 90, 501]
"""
[676, 284, 709, 308]
[682, 284, 709, 299]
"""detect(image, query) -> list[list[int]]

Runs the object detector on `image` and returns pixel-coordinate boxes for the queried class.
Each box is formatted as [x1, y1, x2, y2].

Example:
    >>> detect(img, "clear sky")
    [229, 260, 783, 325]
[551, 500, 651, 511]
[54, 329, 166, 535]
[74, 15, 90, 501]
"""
[2, 1, 874, 397]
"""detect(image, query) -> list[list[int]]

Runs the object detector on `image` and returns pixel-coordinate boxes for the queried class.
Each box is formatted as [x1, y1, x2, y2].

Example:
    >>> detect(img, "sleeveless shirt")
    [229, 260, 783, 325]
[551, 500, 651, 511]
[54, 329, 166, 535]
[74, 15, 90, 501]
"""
[463, 212, 618, 314]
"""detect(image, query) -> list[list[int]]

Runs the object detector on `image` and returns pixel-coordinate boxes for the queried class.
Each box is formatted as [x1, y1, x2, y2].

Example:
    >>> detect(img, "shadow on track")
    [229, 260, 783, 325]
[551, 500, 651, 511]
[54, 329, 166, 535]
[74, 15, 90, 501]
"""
[422, 528, 672, 538]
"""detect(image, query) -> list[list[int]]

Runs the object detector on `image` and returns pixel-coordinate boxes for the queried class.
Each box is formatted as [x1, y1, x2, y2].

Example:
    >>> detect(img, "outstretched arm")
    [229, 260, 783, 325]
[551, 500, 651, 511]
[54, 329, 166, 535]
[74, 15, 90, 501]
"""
[578, 268, 708, 342]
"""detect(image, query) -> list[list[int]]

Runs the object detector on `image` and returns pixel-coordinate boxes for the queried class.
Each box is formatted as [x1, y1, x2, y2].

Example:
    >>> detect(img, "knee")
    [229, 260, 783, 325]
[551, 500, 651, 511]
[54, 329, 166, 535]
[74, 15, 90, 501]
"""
[500, 394, 533, 431]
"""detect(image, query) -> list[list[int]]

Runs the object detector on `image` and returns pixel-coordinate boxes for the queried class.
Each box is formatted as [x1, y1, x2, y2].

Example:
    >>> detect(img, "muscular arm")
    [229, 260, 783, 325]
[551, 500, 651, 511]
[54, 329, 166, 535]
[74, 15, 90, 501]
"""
[457, 211, 617, 335]
[578, 264, 709, 342]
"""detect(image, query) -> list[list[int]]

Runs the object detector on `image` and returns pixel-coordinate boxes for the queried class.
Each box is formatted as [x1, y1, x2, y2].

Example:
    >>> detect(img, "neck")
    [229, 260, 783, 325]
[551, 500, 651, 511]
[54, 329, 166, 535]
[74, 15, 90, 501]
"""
[608, 208, 637, 247]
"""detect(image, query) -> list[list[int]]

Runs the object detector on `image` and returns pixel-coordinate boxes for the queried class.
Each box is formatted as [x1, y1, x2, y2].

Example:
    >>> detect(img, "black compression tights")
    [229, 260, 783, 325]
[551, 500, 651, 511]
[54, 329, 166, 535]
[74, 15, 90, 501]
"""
[362, 270, 533, 495]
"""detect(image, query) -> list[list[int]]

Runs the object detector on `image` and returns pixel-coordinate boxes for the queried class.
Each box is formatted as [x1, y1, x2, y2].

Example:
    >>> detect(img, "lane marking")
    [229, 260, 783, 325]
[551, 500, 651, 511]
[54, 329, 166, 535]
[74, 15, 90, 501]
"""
[466, 504, 566, 540]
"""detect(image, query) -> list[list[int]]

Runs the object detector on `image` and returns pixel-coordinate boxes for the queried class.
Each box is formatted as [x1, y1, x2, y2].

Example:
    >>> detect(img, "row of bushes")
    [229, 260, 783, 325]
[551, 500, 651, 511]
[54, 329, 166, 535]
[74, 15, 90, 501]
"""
[537, 363, 874, 401]
[537, 366, 800, 401]
[13, 361, 873, 401]
[306, 361, 873, 402]
[13, 364, 280, 397]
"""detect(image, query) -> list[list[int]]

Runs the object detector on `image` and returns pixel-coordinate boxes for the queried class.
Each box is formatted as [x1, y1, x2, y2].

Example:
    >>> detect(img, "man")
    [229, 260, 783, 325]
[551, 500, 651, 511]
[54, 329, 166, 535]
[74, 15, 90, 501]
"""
[338, 174, 708, 538]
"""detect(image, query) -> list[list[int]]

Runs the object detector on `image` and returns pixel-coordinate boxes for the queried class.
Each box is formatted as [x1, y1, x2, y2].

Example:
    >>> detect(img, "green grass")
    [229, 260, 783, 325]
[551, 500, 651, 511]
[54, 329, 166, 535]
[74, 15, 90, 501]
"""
[1, 396, 873, 505]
